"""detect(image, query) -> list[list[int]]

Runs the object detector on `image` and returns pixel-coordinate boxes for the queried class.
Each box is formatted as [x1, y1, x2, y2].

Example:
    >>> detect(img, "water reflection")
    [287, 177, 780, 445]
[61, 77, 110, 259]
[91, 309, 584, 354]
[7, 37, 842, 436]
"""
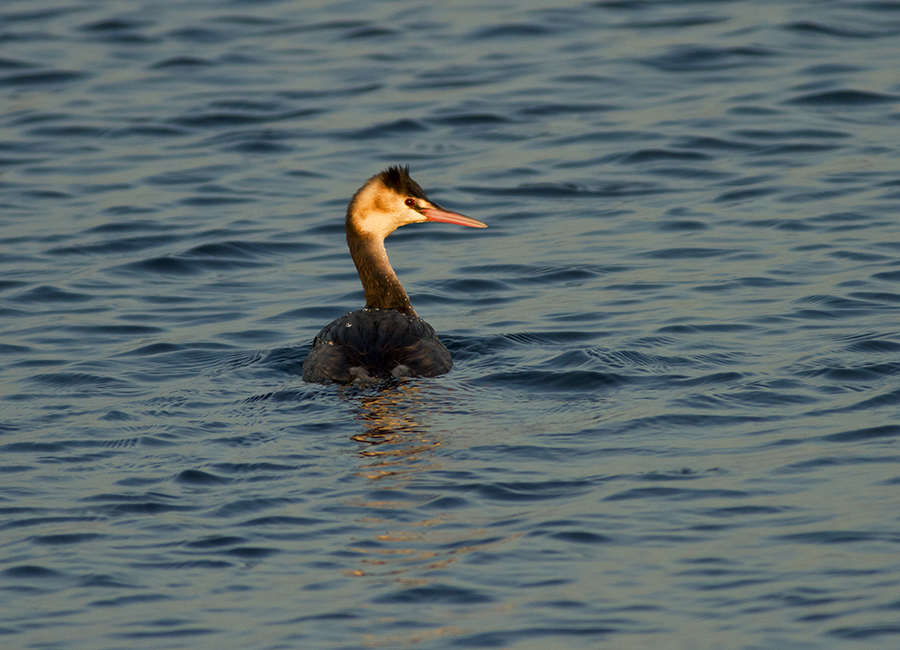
[341, 381, 509, 639]
[344, 382, 453, 584]
[346, 381, 445, 480]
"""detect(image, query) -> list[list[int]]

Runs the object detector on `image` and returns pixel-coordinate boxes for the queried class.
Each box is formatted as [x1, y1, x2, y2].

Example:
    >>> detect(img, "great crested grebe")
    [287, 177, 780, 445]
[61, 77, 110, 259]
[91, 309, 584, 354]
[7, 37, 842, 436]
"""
[302, 166, 486, 383]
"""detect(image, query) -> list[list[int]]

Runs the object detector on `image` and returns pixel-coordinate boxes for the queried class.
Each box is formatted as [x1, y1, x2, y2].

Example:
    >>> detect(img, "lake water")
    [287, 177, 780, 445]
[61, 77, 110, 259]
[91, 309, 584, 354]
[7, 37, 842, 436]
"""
[3, 0, 900, 648]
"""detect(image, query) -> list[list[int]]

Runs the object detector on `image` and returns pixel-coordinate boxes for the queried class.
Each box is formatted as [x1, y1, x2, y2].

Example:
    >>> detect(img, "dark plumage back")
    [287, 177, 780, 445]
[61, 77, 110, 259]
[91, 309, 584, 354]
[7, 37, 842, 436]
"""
[301, 308, 452, 383]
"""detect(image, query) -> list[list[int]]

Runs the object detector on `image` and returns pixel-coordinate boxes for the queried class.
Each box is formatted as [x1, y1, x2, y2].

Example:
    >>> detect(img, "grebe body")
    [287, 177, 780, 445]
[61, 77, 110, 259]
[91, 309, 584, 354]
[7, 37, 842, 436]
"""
[302, 166, 485, 383]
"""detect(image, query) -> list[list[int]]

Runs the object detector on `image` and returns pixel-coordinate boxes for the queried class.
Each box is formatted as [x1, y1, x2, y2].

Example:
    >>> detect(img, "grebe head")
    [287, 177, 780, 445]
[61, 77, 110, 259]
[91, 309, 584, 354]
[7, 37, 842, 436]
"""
[347, 165, 486, 240]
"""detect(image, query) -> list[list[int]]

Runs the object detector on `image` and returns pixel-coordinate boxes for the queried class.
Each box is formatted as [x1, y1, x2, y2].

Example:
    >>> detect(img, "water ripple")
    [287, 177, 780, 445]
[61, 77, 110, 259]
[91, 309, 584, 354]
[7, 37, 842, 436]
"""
[3, 1, 900, 648]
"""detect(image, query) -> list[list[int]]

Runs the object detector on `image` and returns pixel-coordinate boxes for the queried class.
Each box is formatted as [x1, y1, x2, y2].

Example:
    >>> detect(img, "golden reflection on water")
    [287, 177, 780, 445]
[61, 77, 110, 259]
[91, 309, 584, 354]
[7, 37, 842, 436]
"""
[344, 381, 450, 574]
[346, 381, 445, 480]
[339, 381, 514, 647]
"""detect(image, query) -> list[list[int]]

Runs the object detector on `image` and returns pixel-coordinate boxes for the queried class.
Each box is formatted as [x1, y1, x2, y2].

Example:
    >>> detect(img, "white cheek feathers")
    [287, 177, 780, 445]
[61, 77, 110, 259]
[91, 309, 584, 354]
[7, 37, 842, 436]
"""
[349, 183, 424, 240]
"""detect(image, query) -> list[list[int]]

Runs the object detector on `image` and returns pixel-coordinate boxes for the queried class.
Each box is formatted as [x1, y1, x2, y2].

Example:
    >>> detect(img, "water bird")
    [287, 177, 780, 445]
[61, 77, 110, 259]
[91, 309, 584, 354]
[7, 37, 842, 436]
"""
[302, 165, 486, 383]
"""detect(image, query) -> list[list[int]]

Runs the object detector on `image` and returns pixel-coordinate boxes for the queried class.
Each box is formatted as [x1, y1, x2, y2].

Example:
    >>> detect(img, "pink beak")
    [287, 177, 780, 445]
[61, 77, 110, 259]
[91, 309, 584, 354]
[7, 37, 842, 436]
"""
[421, 206, 487, 229]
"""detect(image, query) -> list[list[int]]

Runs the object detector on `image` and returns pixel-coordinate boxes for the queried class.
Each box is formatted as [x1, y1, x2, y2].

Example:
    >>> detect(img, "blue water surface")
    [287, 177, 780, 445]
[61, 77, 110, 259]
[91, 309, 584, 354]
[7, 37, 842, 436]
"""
[3, 0, 900, 648]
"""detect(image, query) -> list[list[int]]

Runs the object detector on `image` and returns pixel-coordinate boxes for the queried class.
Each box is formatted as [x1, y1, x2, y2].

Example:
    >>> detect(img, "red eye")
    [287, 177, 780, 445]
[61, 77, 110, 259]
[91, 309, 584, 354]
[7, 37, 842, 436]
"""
[404, 198, 415, 207]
